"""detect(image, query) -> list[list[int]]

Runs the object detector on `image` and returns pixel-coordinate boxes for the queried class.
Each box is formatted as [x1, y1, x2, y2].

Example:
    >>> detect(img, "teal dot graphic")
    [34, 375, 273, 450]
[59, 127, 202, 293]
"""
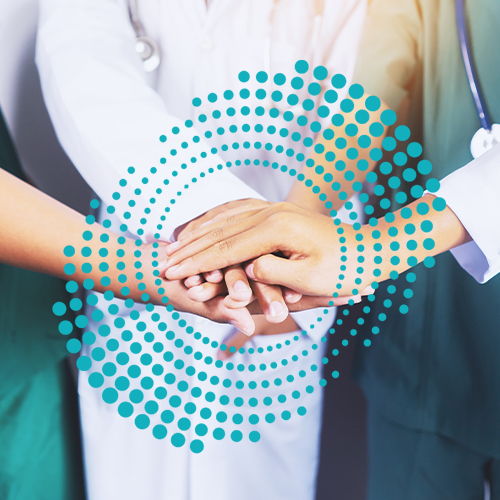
[52, 63, 438, 452]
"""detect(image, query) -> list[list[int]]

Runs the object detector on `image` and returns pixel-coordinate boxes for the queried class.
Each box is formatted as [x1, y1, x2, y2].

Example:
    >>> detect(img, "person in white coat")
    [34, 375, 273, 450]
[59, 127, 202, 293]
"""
[162, 142, 500, 291]
[36, 1, 367, 499]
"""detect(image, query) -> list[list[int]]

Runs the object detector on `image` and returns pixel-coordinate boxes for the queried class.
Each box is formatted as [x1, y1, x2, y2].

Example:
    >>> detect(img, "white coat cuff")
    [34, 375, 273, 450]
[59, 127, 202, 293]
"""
[435, 148, 500, 283]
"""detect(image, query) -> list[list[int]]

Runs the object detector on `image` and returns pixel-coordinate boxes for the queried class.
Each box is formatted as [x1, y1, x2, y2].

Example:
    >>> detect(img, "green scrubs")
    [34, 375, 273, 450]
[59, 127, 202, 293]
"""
[0, 110, 85, 499]
[353, 0, 500, 497]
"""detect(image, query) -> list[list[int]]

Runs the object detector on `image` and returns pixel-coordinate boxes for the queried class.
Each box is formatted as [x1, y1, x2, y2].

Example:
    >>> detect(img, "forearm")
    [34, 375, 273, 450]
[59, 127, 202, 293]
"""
[350, 194, 471, 290]
[0, 169, 167, 304]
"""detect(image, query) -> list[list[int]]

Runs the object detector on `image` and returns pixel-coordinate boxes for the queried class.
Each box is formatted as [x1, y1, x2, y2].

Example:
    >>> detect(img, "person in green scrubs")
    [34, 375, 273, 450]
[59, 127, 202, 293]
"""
[0, 110, 86, 499]
[0, 109, 260, 499]
[351, 1, 500, 498]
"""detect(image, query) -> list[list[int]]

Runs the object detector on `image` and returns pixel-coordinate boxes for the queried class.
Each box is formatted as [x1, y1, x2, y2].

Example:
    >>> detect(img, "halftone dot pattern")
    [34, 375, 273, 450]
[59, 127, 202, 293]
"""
[53, 61, 441, 451]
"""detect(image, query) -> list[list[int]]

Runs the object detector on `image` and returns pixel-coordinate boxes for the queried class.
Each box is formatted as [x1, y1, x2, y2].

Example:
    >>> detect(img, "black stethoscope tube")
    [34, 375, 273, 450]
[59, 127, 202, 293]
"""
[455, 0, 493, 131]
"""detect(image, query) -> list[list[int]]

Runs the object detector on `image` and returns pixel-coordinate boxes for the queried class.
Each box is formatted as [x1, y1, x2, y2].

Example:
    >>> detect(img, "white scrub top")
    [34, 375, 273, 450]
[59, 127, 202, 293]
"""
[437, 142, 500, 284]
[36, 1, 367, 499]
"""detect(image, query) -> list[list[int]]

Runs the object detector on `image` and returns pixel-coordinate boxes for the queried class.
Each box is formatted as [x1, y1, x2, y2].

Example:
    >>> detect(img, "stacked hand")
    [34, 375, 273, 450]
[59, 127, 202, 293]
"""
[161, 199, 373, 356]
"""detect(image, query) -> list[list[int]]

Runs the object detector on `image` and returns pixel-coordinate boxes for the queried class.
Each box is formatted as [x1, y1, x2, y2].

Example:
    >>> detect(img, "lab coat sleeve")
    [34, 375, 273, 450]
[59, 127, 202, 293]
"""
[436, 144, 500, 283]
[36, 0, 263, 242]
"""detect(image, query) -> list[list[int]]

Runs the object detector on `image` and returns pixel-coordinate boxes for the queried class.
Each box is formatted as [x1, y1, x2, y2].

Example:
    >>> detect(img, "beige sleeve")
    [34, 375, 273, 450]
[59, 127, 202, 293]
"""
[353, 0, 421, 110]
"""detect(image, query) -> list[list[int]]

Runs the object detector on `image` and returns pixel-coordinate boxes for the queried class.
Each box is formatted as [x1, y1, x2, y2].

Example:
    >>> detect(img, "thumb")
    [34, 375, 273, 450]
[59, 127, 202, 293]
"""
[220, 304, 256, 337]
[246, 254, 307, 291]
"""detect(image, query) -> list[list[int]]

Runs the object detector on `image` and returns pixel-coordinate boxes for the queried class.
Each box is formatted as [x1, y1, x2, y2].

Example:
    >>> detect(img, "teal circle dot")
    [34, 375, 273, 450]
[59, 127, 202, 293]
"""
[153, 424, 167, 439]
[231, 430, 243, 442]
[135, 414, 150, 430]
[295, 60, 309, 74]
[52, 302, 67, 317]
[102, 388, 118, 404]
[171, 433, 186, 447]
[66, 338, 81, 354]
[381, 109, 397, 126]
[238, 71, 250, 82]
[190, 440, 204, 453]
[118, 402, 134, 418]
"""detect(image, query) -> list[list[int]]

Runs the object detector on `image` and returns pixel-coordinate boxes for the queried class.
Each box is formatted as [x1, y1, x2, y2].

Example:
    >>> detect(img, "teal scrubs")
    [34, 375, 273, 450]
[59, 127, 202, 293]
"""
[352, 0, 500, 497]
[0, 109, 85, 499]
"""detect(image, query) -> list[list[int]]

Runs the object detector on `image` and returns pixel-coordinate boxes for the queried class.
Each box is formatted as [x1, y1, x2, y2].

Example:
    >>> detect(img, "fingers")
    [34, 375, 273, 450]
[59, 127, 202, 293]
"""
[245, 254, 308, 292]
[166, 210, 263, 262]
[186, 282, 225, 302]
[165, 224, 281, 280]
[183, 274, 203, 288]
[208, 297, 256, 336]
[183, 270, 224, 289]
[286, 295, 339, 311]
[223, 265, 253, 308]
[283, 288, 303, 304]
[176, 208, 263, 248]
[251, 280, 289, 323]
[176, 198, 271, 241]
[203, 270, 224, 283]
[285, 287, 376, 312]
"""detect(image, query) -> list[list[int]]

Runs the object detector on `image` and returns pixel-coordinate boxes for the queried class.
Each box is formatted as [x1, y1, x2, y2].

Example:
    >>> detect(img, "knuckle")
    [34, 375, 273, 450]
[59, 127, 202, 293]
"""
[217, 239, 232, 254]
[252, 257, 267, 279]
[210, 227, 224, 241]
[274, 201, 290, 212]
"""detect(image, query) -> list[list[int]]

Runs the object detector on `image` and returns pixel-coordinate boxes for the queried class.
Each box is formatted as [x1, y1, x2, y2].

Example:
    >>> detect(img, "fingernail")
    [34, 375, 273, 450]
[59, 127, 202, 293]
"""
[233, 280, 247, 292]
[165, 264, 182, 278]
[166, 241, 181, 254]
[205, 269, 223, 282]
[187, 285, 203, 298]
[268, 301, 286, 318]
[233, 280, 251, 297]
[284, 291, 302, 304]
[186, 275, 202, 286]
[245, 263, 255, 279]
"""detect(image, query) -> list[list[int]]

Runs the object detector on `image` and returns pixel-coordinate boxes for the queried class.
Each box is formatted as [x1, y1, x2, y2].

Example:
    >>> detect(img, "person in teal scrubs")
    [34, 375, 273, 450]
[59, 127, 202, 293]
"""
[0, 109, 85, 499]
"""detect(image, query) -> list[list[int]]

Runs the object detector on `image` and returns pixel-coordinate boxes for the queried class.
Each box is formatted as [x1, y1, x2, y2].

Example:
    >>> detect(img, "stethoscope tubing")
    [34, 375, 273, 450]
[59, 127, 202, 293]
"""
[455, 0, 493, 131]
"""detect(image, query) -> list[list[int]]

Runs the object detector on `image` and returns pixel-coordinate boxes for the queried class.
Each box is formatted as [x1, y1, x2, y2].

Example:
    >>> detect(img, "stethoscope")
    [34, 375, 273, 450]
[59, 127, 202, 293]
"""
[456, 0, 499, 158]
[127, 0, 326, 113]
[127, 0, 160, 72]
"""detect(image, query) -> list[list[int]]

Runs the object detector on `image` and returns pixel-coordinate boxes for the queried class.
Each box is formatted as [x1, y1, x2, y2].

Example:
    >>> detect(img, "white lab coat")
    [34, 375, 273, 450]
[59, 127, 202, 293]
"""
[36, 1, 366, 499]
[437, 143, 500, 284]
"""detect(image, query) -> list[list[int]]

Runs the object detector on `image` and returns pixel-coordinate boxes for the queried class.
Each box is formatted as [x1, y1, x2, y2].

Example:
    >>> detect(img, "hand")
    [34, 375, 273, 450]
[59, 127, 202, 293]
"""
[176, 198, 292, 323]
[164, 201, 375, 297]
[182, 265, 290, 323]
[175, 197, 273, 240]
[132, 243, 259, 335]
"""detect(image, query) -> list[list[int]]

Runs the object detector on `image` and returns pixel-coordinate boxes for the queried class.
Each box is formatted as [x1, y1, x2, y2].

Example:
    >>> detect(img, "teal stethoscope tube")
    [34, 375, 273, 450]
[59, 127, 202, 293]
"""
[456, 0, 493, 131]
